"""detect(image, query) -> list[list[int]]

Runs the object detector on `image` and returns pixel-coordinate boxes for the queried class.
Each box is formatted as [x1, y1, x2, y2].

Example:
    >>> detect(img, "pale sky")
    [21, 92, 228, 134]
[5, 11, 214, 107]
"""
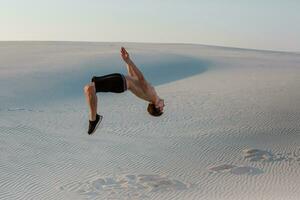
[1, 0, 300, 52]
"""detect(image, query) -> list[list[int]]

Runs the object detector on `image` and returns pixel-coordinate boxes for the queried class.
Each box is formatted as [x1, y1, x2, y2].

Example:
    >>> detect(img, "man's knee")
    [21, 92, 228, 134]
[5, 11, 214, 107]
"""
[84, 83, 95, 94]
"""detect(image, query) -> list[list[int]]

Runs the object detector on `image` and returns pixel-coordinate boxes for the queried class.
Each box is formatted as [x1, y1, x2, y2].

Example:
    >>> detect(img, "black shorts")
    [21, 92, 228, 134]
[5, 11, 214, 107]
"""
[91, 73, 127, 93]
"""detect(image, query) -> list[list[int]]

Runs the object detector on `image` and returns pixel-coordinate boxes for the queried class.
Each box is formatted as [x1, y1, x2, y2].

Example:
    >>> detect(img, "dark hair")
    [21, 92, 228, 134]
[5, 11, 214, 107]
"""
[147, 103, 163, 117]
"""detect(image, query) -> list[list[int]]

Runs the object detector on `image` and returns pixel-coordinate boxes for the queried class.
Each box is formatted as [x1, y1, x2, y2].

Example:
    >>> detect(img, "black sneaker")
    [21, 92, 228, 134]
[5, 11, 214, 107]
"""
[88, 114, 103, 135]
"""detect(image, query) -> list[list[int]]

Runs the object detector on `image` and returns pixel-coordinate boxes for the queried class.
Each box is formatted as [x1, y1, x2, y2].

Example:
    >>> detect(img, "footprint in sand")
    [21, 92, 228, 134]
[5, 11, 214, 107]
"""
[209, 164, 263, 176]
[60, 173, 190, 199]
[230, 166, 263, 175]
[209, 148, 298, 176]
[243, 148, 287, 162]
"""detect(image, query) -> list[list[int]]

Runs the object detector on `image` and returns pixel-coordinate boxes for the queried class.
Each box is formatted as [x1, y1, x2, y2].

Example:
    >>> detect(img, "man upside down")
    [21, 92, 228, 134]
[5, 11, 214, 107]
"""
[84, 47, 165, 134]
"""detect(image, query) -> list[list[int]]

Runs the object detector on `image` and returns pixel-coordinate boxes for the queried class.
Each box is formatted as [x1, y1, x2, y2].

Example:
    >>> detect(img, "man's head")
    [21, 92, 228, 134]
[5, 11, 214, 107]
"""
[147, 103, 163, 117]
[147, 98, 164, 117]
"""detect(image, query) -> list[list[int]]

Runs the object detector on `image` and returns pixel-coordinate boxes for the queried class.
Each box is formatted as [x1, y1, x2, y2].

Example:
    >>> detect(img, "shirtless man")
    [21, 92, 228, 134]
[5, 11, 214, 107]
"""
[84, 47, 165, 134]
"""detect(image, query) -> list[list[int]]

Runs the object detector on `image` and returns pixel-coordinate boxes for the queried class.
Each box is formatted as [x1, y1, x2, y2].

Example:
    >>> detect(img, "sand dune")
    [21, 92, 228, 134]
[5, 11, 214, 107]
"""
[0, 42, 300, 199]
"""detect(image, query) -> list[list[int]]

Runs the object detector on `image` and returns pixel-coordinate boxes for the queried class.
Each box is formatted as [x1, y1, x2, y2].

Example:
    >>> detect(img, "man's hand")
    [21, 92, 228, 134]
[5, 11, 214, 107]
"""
[120, 47, 130, 62]
[155, 98, 165, 112]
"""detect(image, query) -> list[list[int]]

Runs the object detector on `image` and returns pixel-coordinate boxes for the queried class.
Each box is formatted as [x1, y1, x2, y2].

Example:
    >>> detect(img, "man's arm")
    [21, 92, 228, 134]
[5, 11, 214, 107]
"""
[120, 47, 145, 82]
[126, 59, 145, 82]
[121, 47, 136, 77]
[125, 62, 137, 77]
[120, 47, 165, 112]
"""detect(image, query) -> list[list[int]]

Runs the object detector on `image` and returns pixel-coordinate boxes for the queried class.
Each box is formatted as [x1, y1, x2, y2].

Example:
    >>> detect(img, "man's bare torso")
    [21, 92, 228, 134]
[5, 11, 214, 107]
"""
[125, 75, 156, 103]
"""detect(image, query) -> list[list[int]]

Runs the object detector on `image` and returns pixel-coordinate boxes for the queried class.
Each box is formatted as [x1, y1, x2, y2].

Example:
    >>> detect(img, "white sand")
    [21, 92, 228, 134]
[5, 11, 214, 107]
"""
[0, 42, 300, 200]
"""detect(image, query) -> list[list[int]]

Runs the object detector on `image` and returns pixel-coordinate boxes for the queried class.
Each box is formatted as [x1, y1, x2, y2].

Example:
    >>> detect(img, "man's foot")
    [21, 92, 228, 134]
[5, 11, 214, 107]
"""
[88, 114, 103, 135]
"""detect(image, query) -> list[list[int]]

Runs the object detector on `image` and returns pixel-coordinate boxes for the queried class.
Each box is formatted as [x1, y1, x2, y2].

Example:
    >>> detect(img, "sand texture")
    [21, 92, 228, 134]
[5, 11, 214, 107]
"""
[0, 42, 300, 200]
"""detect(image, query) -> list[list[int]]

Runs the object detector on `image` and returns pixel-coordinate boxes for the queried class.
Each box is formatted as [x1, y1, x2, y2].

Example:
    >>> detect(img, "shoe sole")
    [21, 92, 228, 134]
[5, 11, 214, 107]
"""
[89, 115, 103, 135]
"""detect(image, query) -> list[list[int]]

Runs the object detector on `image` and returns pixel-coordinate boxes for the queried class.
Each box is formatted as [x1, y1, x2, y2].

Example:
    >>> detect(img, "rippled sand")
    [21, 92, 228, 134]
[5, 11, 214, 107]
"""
[1, 42, 300, 200]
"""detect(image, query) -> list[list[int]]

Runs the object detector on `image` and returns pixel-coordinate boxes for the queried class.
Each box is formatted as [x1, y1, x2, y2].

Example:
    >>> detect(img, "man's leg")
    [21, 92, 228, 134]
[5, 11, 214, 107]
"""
[84, 82, 98, 121]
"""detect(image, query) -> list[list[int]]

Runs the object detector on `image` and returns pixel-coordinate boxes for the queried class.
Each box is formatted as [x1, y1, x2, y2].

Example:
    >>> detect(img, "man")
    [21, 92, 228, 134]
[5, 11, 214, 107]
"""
[84, 47, 165, 135]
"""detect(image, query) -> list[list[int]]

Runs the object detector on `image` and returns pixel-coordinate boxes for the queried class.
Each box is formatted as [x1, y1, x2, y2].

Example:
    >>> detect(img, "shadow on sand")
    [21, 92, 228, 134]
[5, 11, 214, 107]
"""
[1, 52, 211, 107]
